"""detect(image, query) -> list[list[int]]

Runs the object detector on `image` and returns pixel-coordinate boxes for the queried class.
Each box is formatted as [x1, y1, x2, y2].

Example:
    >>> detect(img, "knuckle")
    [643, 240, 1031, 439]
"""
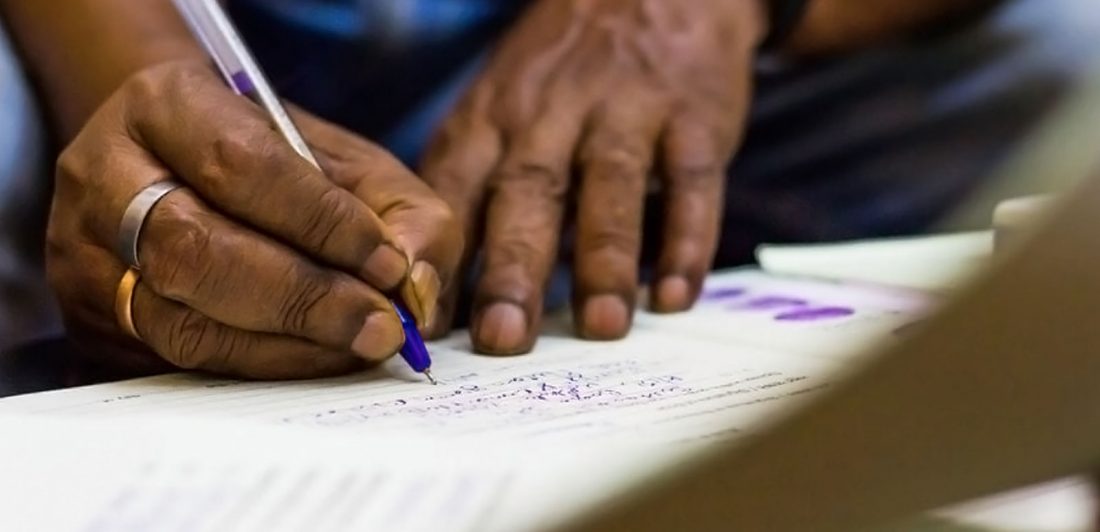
[580, 222, 640, 256]
[488, 238, 553, 275]
[123, 61, 203, 102]
[298, 187, 355, 256]
[165, 310, 252, 372]
[54, 146, 85, 187]
[121, 66, 167, 104]
[54, 141, 103, 195]
[203, 127, 302, 205]
[424, 120, 499, 187]
[496, 159, 569, 200]
[429, 202, 465, 266]
[666, 127, 726, 190]
[667, 136, 724, 189]
[276, 265, 333, 336]
[205, 331, 255, 373]
[165, 310, 216, 370]
[44, 239, 97, 312]
[204, 129, 261, 188]
[668, 159, 722, 190]
[150, 203, 222, 300]
[43, 224, 73, 278]
[422, 198, 460, 238]
[587, 147, 649, 186]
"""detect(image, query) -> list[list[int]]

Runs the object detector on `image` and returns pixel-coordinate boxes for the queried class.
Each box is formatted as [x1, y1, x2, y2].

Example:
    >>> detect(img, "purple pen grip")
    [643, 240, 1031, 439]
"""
[230, 71, 256, 96]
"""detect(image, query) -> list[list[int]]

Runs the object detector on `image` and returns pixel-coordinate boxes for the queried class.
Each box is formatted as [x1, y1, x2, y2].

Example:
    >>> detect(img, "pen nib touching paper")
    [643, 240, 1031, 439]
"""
[424, 369, 440, 385]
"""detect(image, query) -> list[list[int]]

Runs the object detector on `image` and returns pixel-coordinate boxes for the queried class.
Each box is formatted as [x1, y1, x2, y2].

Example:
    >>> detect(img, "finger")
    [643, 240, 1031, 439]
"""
[295, 110, 484, 331]
[45, 243, 176, 375]
[472, 111, 584, 355]
[132, 283, 365, 379]
[651, 115, 730, 313]
[125, 62, 409, 291]
[419, 85, 503, 247]
[573, 101, 665, 340]
[137, 188, 405, 363]
[426, 284, 462, 340]
[416, 87, 505, 332]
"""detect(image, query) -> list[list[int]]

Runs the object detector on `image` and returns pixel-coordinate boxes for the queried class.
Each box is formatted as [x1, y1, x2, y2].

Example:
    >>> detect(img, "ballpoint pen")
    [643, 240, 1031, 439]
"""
[172, 0, 437, 385]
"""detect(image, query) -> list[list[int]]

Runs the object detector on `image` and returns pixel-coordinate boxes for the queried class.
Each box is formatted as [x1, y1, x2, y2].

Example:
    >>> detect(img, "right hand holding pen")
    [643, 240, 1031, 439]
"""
[47, 60, 462, 379]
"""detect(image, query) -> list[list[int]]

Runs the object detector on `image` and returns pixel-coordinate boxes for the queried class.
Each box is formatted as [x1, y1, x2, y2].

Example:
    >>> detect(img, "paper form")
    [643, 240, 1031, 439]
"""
[0, 271, 929, 446]
[0, 417, 510, 532]
[0, 270, 941, 531]
[0, 330, 838, 446]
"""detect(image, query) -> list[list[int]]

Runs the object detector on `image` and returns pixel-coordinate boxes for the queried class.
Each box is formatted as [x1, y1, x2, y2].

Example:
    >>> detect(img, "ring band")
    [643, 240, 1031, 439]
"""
[117, 180, 182, 268]
[115, 267, 142, 340]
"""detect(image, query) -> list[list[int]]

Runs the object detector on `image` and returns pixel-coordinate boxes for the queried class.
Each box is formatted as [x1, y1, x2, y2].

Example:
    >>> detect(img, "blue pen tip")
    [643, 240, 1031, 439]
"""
[394, 302, 434, 377]
[423, 369, 439, 385]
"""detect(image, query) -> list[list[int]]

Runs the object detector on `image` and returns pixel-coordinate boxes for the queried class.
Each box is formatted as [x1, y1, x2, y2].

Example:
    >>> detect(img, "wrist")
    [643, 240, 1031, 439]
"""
[61, 38, 206, 140]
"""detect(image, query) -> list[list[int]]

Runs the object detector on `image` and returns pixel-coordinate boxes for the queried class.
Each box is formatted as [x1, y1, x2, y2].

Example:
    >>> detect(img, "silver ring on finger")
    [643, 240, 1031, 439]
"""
[117, 180, 184, 269]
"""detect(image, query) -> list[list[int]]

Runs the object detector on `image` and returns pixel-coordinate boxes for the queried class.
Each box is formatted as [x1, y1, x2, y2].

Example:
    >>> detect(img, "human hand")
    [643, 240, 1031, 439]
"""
[48, 60, 461, 379]
[422, 0, 767, 354]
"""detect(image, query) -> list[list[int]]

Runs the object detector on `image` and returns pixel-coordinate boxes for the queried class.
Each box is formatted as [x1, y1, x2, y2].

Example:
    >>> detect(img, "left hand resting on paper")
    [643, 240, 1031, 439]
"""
[421, 0, 768, 355]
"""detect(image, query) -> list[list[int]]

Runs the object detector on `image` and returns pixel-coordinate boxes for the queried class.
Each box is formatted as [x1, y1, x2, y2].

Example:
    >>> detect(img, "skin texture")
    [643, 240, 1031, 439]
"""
[12, 0, 1093, 524]
[0, 0, 1006, 374]
[47, 61, 461, 378]
[421, 0, 1002, 356]
[421, 0, 769, 355]
[0, 1, 461, 378]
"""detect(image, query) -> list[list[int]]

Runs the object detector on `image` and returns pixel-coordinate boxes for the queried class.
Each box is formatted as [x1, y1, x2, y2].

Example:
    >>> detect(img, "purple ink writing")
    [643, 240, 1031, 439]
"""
[701, 287, 746, 301]
[774, 307, 855, 322]
[732, 296, 808, 311]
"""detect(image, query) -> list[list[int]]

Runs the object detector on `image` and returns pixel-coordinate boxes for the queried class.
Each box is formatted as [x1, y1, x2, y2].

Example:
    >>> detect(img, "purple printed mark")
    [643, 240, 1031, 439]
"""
[701, 287, 746, 301]
[230, 71, 256, 96]
[775, 307, 855, 322]
[734, 296, 808, 311]
[700, 287, 856, 323]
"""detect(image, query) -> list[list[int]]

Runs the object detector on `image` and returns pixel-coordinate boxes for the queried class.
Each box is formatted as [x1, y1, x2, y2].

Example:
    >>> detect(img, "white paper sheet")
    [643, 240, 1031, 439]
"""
[0, 418, 511, 532]
[756, 232, 993, 293]
[0, 330, 838, 447]
[11, 270, 1079, 532]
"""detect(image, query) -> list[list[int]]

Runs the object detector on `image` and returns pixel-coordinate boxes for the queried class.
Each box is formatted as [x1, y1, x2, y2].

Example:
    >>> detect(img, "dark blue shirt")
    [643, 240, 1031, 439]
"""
[229, 0, 528, 163]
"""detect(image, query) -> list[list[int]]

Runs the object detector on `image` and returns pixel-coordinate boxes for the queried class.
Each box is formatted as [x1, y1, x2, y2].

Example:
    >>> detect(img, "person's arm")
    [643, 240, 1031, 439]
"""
[0, 0, 204, 139]
[0, 0, 461, 378]
[567, 175, 1100, 530]
[786, 0, 1004, 54]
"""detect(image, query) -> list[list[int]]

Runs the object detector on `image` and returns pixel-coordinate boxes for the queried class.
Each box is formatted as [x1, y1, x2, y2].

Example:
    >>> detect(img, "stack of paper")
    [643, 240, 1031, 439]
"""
[756, 232, 993, 292]
[0, 269, 1092, 531]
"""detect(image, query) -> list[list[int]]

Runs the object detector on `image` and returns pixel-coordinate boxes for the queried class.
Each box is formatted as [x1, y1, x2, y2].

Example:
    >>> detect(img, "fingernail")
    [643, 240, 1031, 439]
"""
[475, 302, 528, 355]
[401, 261, 441, 331]
[654, 276, 692, 312]
[363, 244, 409, 291]
[581, 294, 630, 340]
[425, 298, 455, 340]
[351, 311, 405, 362]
